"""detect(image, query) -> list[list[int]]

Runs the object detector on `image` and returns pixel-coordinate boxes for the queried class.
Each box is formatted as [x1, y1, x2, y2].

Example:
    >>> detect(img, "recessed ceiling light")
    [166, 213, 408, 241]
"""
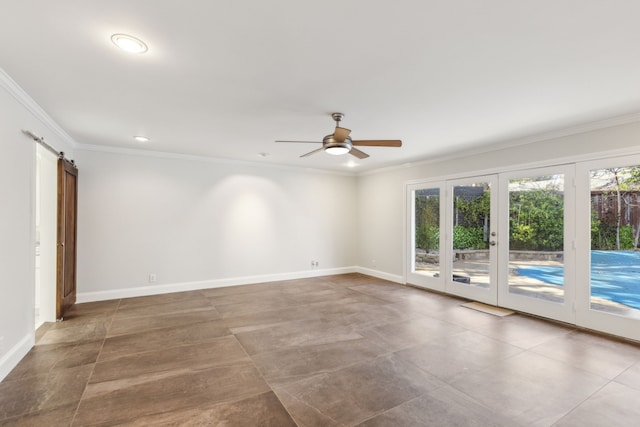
[133, 135, 150, 142]
[111, 34, 148, 54]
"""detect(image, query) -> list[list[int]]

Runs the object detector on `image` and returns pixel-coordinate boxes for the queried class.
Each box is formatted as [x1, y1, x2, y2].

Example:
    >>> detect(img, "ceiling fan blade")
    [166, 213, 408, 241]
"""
[352, 140, 402, 147]
[349, 147, 369, 159]
[275, 140, 322, 144]
[300, 147, 325, 158]
[333, 126, 351, 142]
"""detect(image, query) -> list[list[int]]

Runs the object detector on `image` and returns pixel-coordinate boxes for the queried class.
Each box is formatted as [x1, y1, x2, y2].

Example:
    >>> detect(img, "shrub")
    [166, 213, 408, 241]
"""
[453, 226, 485, 249]
[509, 189, 563, 251]
[416, 224, 439, 251]
[592, 224, 634, 250]
[621, 225, 634, 249]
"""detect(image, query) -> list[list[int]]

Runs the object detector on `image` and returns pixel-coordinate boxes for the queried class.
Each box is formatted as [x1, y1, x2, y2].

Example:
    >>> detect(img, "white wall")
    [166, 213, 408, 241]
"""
[0, 70, 74, 381]
[356, 120, 640, 280]
[75, 149, 358, 301]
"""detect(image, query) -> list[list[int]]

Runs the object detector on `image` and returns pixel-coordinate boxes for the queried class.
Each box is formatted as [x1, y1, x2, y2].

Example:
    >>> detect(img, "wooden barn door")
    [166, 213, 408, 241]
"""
[56, 157, 78, 319]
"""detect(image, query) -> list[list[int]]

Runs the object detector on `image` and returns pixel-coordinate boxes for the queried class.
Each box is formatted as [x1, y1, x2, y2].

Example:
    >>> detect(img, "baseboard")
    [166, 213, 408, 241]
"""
[355, 267, 404, 284]
[77, 266, 359, 302]
[0, 333, 35, 382]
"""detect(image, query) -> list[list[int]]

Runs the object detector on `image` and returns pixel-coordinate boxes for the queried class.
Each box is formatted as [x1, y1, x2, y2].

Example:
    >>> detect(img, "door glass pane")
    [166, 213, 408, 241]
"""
[507, 175, 565, 302]
[414, 188, 440, 277]
[452, 182, 490, 288]
[590, 167, 640, 318]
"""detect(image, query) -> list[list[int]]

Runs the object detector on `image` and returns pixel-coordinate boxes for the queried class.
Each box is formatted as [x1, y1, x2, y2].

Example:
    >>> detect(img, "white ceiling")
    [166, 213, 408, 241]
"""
[2, 1, 640, 172]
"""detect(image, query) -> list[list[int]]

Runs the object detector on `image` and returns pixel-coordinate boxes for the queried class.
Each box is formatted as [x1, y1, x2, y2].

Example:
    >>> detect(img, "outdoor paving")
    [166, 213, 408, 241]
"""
[416, 253, 640, 317]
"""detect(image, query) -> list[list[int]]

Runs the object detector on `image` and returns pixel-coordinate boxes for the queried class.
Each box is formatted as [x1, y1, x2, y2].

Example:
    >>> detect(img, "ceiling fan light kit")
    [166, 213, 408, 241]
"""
[325, 146, 350, 155]
[276, 112, 402, 159]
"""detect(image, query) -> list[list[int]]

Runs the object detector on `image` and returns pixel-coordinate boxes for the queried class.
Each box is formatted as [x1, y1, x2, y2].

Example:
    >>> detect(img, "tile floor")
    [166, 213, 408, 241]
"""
[1, 273, 640, 426]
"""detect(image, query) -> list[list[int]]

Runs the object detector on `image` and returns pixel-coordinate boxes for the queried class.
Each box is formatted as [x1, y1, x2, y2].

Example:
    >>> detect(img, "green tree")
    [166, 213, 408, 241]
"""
[509, 184, 564, 251]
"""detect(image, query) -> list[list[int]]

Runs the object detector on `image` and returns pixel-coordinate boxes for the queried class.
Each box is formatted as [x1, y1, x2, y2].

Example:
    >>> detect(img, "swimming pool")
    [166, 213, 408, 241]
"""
[516, 250, 640, 310]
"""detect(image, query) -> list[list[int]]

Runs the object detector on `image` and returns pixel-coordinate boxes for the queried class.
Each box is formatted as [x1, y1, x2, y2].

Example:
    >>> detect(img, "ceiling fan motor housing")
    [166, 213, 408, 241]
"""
[323, 134, 353, 152]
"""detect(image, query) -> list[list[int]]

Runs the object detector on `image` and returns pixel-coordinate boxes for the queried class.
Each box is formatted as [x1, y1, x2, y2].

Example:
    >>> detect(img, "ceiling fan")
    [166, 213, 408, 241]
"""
[276, 113, 402, 159]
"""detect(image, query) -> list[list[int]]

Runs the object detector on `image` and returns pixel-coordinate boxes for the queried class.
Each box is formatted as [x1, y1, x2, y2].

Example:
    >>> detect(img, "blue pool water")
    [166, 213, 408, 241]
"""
[516, 250, 640, 310]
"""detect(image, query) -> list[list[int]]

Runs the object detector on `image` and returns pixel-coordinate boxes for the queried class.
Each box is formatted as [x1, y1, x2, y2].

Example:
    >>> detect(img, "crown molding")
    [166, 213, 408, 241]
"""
[358, 112, 640, 177]
[0, 67, 78, 151]
[77, 143, 358, 177]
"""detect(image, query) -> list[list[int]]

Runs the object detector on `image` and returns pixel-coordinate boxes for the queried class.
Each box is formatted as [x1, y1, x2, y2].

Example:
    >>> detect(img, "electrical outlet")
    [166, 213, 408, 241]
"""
[149, 273, 157, 283]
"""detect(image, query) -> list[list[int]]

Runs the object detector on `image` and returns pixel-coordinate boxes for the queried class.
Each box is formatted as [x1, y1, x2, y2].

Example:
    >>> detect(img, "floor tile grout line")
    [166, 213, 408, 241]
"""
[259, 352, 387, 390]
[273, 386, 345, 427]
[93, 333, 242, 368]
[440, 349, 614, 427]
[352, 389, 436, 426]
[229, 332, 305, 426]
[430, 381, 522, 426]
[224, 290, 382, 427]
[232, 284, 444, 425]
[548, 378, 615, 427]
[461, 319, 577, 352]
[0, 313, 112, 423]
[527, 343, 640, 381]
[612, 359, 640, 392]
[110, 305, 219, 321]
[69, 298, 122, 427]
[521, 347, 618, 382]
[104, 314, 225, 341]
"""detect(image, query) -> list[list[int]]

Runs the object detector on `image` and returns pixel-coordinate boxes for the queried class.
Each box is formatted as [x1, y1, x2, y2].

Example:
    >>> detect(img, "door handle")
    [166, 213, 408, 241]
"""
[490, 240, 496, 246]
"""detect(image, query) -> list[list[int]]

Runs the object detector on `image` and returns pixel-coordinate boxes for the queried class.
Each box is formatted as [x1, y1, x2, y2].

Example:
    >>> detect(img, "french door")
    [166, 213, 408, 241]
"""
[407, 160, 640, 341]
[407, 169, 575, 319]
[497, 166, 575, 323]
[406, 182, 446, 292]
[407, 175, 498, 304]
[575, 155, 640, 341]
[445, 175, 498, 304]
